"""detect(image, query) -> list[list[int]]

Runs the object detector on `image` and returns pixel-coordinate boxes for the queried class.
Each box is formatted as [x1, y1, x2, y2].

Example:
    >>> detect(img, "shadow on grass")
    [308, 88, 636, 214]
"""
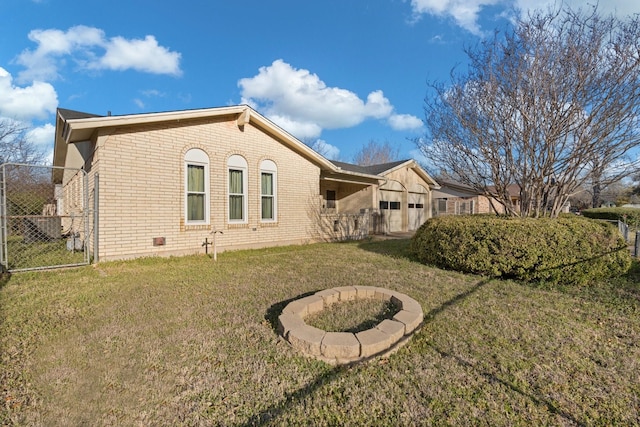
[264, 291, 318, 333]
[0, 271, 11, 291]
[357, 238, 415, 261]
[423, 278, 490, 321]
[427, 344, 586, 426]
[423, 279, 586, 426]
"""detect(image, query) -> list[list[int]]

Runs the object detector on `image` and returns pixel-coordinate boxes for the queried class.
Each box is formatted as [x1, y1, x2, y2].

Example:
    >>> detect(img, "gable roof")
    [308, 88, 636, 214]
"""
[57, 108, 103, 120]
[53, 105, 384, 185]
[332, 159, 439, 188]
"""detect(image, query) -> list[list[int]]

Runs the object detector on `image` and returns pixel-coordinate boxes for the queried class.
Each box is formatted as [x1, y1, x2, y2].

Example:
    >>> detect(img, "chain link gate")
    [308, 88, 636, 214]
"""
[0, 163, 91, 272]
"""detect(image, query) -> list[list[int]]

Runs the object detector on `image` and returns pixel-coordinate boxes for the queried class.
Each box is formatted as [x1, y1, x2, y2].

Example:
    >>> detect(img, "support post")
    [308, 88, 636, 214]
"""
[211, 230, 223, 261]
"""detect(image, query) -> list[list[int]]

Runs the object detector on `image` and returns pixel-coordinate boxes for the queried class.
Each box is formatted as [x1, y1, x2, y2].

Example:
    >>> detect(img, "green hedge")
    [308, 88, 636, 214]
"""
[410, 215, 631, 286]
[581, 207, 640, 227]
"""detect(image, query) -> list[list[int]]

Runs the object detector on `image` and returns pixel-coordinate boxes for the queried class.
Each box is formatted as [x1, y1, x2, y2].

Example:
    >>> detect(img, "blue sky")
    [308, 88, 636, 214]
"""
[2, 0, 639, 164]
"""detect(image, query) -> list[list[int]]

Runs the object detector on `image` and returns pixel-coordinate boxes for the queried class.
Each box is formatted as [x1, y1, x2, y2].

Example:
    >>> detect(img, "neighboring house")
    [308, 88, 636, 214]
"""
[433, 180, 521, 216]
[53, 105, 438, 261]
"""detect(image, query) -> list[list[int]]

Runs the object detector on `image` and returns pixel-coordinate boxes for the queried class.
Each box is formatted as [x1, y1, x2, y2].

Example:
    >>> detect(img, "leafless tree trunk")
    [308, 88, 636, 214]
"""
[418, 5, 640, 218]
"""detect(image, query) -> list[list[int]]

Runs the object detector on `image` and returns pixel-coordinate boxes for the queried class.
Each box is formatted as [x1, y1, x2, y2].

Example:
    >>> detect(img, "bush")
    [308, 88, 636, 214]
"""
[410, 215, 631, 286]
[581, 207, 640, 228]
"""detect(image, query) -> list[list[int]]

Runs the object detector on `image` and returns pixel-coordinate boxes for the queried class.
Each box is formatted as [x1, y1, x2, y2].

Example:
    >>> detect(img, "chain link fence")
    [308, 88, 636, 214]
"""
[0, 163, 91, 272]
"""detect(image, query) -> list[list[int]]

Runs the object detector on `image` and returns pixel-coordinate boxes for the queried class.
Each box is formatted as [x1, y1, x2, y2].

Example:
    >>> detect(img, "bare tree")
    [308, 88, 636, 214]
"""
[0, 119, 46, 165]
[418, 5, 640, 218]
[352, 139, 400, 166]
[301, 138, 340, 160]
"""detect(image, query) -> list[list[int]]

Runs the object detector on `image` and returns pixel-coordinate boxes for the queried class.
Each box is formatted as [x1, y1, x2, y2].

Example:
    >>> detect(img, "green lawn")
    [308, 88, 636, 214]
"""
[1, 239, 639, 426]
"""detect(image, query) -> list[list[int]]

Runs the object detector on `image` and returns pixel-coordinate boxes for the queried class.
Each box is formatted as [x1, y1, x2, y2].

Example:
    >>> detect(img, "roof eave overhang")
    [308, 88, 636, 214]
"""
[321, 170, 382, 185]
[58, 105, 340, 172]
[379, 160, 440, 189]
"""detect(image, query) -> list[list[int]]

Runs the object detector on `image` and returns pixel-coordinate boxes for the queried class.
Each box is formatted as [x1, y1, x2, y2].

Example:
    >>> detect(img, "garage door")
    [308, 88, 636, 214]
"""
[408, 192, 426, 231]
[380, 190, 403, 233]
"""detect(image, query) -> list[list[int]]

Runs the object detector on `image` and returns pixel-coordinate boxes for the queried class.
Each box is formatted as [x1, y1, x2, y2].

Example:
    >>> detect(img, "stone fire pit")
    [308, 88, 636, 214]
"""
[277, 286, 424, 365]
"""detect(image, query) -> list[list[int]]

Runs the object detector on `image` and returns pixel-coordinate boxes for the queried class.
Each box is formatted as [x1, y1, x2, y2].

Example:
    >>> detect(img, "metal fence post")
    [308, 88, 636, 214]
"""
[0, 164, 6, 271]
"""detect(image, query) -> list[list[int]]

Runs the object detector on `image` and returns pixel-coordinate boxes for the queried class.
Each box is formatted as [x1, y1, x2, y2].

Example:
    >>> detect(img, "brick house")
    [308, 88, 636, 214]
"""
[432, 180, 521, 216]
[53, 105, 438, 261]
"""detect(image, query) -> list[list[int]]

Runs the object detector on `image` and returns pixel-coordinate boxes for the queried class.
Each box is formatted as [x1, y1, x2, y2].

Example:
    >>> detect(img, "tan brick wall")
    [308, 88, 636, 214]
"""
[319, 181, 373, 214]
[87, 116, 321, 261]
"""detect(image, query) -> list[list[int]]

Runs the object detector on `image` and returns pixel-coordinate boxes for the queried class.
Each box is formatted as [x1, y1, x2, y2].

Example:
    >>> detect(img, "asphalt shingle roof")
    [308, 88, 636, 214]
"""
[57, 108, 103, 120]
[332, 159, 410, 176]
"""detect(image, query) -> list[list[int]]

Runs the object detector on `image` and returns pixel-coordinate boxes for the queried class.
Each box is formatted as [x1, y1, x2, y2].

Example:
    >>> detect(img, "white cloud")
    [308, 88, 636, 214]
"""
[388, 113, 424, 131]
[410, 0, 640, 35]
[26, 123, 54, 147]
[310, 139, 340, 160]
[410, 0, 502, 35]
[238, 59, 410, 139]
[26, 123, 55, 164]
[15, 25, 181, 83]
[0, 67, 57, 120]
[133, 89, 166, 109]
[267, 114, 323, 140]
[97, 35, 181, 75]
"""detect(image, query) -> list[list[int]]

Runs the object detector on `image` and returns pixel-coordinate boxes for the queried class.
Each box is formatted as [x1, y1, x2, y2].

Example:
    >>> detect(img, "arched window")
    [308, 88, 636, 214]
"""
[184, 148, 210, 224]
[228, 155, 248, 222]
[260, 160, 277, 222]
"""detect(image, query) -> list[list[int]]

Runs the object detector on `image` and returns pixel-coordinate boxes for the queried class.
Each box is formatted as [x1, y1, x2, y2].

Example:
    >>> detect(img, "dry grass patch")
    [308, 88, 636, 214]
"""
[0, 239, 639, 426]
[305, 298, 399, 333]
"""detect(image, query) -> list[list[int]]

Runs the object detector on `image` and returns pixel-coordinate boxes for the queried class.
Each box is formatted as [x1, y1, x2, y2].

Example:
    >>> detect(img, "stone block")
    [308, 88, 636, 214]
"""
[282, 300, 308, 317]
[321, 332, 360, 359]
[391, 294, 423, 314]
[354, 286, 376, 299]
[296, 295, 324, 316]
[375, 319, 405, 343]
[333, 286, 358, 301]
[288, 324, 326, 357]
[277, 313, 306, 338]
[372, 287, 394, 301]
[393, 310, 423, 335]
[315, 288, 340, 306]
[356, 327, 395, 358]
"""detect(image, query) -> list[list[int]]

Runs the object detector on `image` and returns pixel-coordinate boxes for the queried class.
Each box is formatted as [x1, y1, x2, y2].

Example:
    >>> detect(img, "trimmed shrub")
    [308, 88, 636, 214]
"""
[410, 215, 631, 286]
[581, 207, 640, 228]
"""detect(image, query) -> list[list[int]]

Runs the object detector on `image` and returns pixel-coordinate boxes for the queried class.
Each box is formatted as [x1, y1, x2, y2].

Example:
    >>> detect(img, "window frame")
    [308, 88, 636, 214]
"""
[184, 148, 210, 225]
[260, 160, 277, 222]
[228, 155, 248, 223]
[326, 190, 336, 209]
[438, 199, 447, 214]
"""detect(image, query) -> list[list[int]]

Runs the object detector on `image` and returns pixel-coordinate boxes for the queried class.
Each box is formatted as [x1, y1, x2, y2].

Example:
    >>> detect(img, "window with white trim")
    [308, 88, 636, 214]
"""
[184, 148, 210, 224]
[228, 155, 248, 222]
[260, 159, 277, 222]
